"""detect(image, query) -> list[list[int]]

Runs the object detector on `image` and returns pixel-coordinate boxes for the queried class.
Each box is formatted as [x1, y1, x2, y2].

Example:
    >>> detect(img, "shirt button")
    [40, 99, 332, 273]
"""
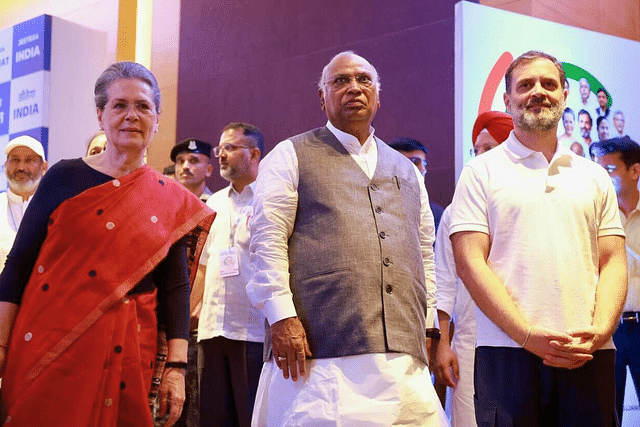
[375, 207, 382, 214]
[383, 258, 391, 266]
[37, 265, 44, 273]
[104, 398, 113, 407]
[114, 345, 122, 353]
[150, 216, 158, 223]
[89, 270, 96, 277]
[42, 284, 49, 291]
[113, 180, 121, 187]
[5, 416, 10, 423]
[370, 184, 378, 191]
[106, 222, 115, 230]
[386, 285, 393, 294]
[24, 332, 32, 341]
[379, 231, 386, 239]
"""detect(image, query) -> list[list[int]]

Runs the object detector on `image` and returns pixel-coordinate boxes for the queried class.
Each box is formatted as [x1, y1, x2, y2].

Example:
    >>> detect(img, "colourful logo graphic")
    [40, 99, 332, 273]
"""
[478, 52, 611, 114]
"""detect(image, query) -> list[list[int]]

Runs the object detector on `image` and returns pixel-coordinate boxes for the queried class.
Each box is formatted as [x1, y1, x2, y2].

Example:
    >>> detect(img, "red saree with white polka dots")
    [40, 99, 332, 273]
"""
[1, 165, 215, 426]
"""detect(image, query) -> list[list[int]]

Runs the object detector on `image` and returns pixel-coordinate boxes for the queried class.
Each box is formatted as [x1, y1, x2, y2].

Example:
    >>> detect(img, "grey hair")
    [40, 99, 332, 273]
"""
[94, 62, 161, 113]
[317, 51, 381, 95]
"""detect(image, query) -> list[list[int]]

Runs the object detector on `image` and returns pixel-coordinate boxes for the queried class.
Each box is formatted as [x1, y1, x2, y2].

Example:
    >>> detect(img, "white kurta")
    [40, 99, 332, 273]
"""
[248, 122, 448, 426]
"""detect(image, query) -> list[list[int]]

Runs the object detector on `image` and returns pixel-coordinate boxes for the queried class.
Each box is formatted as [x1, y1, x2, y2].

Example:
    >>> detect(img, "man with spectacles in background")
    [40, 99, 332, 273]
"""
[590, 136, 640, 425]
[194, 122, 265, 427]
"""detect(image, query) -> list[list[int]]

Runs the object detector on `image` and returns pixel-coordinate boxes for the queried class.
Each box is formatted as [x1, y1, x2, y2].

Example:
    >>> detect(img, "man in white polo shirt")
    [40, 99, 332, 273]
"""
[450, 50, 626, 426]
[0, 136, 47, 269]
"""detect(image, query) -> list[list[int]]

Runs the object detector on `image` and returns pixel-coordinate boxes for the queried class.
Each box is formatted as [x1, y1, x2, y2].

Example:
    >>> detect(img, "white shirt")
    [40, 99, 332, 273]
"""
[197, 182, 265, 343]
[247, 121, 437, 329]
[0, 189, 32, 271]
[450, 131, 624, 348]
[620, 199, 640, 312]
[248, 122, 446, 427]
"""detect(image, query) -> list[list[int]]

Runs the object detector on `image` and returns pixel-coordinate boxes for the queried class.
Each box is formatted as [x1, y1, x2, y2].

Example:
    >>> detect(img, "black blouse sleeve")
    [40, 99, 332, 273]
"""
[0, 159, 110, 303]
[153, 236, 190, 340]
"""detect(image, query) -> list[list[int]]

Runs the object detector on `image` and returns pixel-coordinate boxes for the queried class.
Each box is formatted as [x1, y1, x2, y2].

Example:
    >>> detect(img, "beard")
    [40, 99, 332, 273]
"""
[7, 174, 42, 195]
[512, 97, 565, 132]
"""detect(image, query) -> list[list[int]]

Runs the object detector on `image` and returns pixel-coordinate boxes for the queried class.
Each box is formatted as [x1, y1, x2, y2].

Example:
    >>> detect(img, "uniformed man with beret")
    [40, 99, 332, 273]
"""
[171, 138, 214, 201]
[169, 137, 214, 427]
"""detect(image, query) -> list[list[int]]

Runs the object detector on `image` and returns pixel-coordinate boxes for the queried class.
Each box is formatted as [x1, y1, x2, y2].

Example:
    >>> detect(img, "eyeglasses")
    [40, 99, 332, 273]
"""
[213, 143, 253, 157]
[469, 146, 497, 157]
[409, 157, 428, 169]
[325, 74, 374, 90]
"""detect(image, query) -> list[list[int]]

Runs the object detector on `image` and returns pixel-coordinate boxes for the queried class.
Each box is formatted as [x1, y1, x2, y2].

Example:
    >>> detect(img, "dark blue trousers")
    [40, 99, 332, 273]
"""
[474, 347, 618, 427]
[199, 336, 263, 427]
[613, 322, 640, 423]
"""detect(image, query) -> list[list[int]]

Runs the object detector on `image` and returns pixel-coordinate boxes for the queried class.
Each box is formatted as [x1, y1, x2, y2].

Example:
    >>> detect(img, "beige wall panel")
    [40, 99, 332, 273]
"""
[598, 0, 640, 41]
[147, 82, 177, 171]
[481, 0, 640, 41]
[480, 0, 532, 16]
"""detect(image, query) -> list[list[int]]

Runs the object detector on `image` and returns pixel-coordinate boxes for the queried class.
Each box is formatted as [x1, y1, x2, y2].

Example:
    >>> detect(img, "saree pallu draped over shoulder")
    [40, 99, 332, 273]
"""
[1, 165, 215, 426]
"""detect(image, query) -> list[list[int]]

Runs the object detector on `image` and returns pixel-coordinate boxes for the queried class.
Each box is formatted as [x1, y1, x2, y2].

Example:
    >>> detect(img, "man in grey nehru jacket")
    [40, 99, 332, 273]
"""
[247, 51, 448, 426]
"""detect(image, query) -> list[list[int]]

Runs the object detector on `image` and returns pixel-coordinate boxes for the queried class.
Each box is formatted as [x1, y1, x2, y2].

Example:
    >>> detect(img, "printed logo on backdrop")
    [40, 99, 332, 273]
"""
[0, 82, 9, 136]
[9, 72, 47, 136]
[0, 26, 11, 85]
[12, 15, 51, 80]
[478, 52, 611, 114]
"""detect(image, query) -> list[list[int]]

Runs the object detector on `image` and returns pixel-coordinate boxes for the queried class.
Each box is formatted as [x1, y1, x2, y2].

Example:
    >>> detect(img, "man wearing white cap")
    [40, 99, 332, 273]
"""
[0, 135, 47, 269]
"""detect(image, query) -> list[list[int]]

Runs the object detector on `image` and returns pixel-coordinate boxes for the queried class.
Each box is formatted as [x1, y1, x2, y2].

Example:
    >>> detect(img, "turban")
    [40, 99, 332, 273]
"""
[472, 111, 514, 145]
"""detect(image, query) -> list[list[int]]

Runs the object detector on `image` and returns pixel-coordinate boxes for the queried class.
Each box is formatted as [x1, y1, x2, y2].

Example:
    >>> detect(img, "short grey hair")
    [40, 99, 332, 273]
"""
[94, 62, 161, 113]
[318, 51, 381, 95]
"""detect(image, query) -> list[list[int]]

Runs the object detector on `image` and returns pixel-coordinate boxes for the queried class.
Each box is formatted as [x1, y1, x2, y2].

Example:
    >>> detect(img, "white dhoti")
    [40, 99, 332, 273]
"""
[251, 353, 450, 427]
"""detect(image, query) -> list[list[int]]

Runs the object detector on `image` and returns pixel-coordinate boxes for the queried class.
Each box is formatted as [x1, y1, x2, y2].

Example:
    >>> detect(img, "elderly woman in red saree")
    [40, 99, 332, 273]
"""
[0, 62, 215, 426]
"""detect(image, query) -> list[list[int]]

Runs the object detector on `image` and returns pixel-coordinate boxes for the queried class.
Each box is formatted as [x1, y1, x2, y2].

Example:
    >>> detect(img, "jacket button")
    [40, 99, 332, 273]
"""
[386, 285, 393, 294]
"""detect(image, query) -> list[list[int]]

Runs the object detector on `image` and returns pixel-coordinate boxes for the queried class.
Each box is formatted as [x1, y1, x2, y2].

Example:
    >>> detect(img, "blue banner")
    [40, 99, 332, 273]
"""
[0, 81, 8, 136]
[12, 15, 51, 79]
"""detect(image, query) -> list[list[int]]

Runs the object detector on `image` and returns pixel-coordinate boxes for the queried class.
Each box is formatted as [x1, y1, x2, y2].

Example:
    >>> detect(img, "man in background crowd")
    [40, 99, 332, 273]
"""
[434, 111, 513, 427]
[389, 137, 444, 231]
[0, 136, 47, 270]
[169, 137, 213, 427]
[590, 137, 640, 424]
[171, 138, 214, 201]
[195, 122, 265, 427]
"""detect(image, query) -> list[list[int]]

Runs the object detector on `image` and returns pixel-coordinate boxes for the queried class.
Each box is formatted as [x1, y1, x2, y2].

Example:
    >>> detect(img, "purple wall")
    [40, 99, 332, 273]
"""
[177, 0, 475, 206]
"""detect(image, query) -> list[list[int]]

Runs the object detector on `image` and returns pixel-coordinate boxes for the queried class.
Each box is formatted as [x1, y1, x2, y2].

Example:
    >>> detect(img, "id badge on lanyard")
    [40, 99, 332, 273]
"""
[219, 247, 240, 277]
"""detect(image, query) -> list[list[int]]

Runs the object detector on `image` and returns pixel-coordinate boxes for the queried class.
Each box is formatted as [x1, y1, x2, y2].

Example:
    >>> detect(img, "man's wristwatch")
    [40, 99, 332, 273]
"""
[425, 328, 441, 341]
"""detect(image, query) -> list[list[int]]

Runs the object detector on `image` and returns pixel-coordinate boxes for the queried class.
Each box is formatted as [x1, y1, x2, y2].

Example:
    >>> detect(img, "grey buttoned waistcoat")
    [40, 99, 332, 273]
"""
[284, 126, 428, 364]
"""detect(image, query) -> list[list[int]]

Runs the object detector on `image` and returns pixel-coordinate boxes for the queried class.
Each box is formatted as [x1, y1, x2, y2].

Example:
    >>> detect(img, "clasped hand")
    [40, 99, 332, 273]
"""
[524, 325, 605, 369]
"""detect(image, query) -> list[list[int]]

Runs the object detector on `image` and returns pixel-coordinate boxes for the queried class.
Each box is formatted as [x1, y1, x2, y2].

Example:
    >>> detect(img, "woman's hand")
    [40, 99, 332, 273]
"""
[157, 367, 186, 426]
